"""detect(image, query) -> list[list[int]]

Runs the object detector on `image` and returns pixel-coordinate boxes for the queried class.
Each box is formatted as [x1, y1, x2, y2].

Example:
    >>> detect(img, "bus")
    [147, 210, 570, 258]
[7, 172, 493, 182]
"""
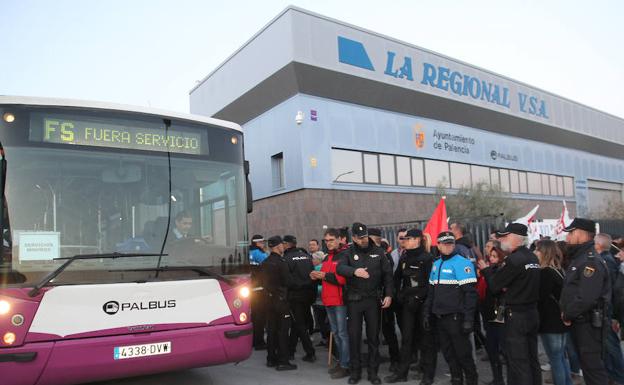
[0, 96, 253, 385]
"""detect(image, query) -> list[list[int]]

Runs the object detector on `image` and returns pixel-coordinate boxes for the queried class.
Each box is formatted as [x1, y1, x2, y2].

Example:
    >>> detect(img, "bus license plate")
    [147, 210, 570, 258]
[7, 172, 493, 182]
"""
[114, 341, 171, 360]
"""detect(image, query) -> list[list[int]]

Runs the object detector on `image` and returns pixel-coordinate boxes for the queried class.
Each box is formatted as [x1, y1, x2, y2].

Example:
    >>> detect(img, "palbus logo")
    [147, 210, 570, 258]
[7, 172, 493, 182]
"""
[103, 301, 120, 315]
[102, 299, 177, 315]
[413, 124, 425, 149]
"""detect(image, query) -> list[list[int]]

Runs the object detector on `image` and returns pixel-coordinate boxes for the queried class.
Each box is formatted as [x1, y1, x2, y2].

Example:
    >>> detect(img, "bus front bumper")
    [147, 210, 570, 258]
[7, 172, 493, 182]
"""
[0, 323, 252, 385]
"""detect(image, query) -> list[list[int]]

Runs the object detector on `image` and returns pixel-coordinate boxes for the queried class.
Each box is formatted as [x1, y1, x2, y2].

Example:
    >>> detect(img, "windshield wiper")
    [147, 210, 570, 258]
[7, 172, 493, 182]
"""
[108, 265, 234, 286]
[28, 252, 165, 297]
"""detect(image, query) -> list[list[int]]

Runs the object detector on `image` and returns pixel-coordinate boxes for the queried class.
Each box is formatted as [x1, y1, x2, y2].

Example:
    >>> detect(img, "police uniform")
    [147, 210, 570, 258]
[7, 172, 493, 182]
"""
[282, 235, 317, 361]
[480, 223, 541, 385]
[385, 229, 437, 384]
[560, 218, 611, 385]
[424, 231, 478, 385]
[336, 223, 394, 385]
[263, 236, 297, 370]
[369, 227, 400, 371]
[249, 235, 268, 349]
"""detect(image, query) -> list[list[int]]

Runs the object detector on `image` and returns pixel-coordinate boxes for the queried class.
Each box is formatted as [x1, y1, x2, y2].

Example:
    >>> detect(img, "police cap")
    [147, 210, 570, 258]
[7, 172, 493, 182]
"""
[268, 236, 284, 248]
[405, 228, 423, 238]
[496, 223, 528, 237]
[437, 231, 456, 244]
[368, 228, 382, 237]
[351, 222, 368, 238]
[563, 218, 596, 233]
[283, 235, 297, 244]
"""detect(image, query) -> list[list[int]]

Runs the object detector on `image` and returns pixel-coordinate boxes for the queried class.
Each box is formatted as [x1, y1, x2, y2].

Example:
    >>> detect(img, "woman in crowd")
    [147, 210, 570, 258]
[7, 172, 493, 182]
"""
[535, 240, 573, 385]
[477, 240, 505, 385]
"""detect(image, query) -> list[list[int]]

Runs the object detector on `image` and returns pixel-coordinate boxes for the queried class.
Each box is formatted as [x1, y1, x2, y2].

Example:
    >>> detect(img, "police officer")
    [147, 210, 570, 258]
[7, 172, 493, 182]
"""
[480, 223, 541, 385]
[560, 218, 610, 385]
[337, 222, 394, 385]
[424, 231, 478, 385]
[385, 228, 437, 385]
[283, 235, 316, 362]
[369, 227, 400, 372]
[263, 236, 297, 371]
[250, 234, 268, 350]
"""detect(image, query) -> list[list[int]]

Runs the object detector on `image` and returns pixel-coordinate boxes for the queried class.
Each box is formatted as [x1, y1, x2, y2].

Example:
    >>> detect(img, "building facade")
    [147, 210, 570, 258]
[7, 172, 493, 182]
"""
[190, 6, 624, 243]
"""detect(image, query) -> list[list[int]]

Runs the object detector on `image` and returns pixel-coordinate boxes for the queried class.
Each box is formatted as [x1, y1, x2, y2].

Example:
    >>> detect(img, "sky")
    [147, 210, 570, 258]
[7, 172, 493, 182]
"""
[1, 0, 623, 118]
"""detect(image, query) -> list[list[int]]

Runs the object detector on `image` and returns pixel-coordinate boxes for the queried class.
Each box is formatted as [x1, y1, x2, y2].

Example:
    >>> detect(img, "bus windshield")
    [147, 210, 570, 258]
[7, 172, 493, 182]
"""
[0, 104, 248, 287]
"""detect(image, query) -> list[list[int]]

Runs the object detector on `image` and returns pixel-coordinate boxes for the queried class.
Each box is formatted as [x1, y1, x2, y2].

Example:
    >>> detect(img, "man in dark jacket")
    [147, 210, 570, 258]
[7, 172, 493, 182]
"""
[481, 223, 541, 385]
[450, 222, 478, 262]
[424, 231, 478, 385]
[263, 236, 297, 371]
[283, 235, 316, 362]
[337, 223, 394, 385]
[560, 219, 611, 385]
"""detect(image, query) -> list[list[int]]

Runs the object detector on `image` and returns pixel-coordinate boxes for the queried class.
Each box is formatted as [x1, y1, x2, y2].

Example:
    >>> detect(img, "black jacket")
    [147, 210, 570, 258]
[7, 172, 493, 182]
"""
[283, 247, 315, 301]
[538, 267, 569, 333]
[560, 241, 611, 321]
[261, 252, 291, 302]
[479, 264, 503, 322]
[614, 266, 624, 324]
[481, 246, 540, 307]
[395, 247, 433, 306]
[336, 241, 394, 301]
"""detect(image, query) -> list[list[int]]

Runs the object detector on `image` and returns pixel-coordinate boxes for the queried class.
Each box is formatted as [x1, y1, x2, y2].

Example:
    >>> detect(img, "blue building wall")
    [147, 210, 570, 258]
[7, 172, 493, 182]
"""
[244, 93, 624, 207]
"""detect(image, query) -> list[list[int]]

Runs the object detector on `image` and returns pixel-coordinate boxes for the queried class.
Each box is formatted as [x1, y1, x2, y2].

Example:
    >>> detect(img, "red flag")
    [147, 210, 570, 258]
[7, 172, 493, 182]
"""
[424, 197, 449, 246]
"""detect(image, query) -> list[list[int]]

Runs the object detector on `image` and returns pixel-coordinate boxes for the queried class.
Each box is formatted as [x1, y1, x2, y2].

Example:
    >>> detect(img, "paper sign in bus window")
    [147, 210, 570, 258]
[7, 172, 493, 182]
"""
[17, 231, 60, 261]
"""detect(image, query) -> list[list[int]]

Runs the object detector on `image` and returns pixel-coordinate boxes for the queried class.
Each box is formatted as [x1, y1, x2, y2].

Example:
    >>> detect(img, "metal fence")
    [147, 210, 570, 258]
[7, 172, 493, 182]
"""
[369, 214, 508, 252]
[596, 219, 624, 237]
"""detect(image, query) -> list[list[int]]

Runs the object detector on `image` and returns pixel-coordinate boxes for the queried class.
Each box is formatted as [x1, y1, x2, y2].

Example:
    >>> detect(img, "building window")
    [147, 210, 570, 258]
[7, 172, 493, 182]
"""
[541, 174, 551, 195]
[564, 177, 574, 197]
[471, 165, 490, 185]
[411, 159, 425, 186]
[527, 172, 542, 195]
[450, 163, 471, 189]
[518, 172, 528, 193]
[549, 175, 557, 196]
[499, 169, 510, 192]
[425, 159, 450, 188]
[396, 156, 411, 186]
[490, 168, 500, 187]
[363, 153, 379, 183]
[556, 176, 564, 196]
[271, 152, 284, 190]
[509, 170, 520, 193]
[379, 154, 396, 185]
[331, 149, 363, 183]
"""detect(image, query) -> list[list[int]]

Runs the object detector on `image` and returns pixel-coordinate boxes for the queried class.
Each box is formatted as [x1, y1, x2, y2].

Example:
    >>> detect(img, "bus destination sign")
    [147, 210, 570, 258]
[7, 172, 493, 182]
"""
[30, 114, 204, 155]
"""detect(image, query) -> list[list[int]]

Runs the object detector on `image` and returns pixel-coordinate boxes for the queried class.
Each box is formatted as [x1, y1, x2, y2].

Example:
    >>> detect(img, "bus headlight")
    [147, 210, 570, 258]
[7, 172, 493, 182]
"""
[239, 312, 248, 323]
[232, 298, 243, 309]
[3, 332, 15, 345]
[239, 286, 250, 299]
[2, 113, 15, 123]
[0, 300, 10, 315]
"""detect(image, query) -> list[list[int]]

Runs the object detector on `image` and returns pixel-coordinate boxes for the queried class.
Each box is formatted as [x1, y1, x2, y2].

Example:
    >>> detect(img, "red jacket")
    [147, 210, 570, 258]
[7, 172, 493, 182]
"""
[321, 246, 348, 306]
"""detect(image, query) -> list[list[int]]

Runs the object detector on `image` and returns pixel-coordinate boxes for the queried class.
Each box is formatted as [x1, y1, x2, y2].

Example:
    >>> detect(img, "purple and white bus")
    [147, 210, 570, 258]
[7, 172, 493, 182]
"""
[0, 96, 253, 385]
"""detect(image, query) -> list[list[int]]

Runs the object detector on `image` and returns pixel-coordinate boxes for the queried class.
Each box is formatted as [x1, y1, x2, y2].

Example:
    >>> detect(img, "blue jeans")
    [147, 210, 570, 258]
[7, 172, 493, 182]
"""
[565, 332, 581, 374]
[540, 333, 573, 385]
[605, 327, 624, 383]
[327, 305, 350, 369]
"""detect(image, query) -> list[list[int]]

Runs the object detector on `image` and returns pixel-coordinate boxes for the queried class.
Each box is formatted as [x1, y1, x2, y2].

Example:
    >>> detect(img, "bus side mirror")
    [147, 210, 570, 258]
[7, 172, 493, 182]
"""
[244, 160, 253, 214]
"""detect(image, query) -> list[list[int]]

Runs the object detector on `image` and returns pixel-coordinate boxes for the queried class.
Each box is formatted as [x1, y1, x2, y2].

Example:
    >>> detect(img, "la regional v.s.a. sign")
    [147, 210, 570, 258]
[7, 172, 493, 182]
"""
[337, 36, 549, 120]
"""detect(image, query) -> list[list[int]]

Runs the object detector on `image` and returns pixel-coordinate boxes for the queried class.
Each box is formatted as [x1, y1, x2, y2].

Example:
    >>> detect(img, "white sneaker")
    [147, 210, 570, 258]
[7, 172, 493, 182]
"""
[540, 363, 551, 371]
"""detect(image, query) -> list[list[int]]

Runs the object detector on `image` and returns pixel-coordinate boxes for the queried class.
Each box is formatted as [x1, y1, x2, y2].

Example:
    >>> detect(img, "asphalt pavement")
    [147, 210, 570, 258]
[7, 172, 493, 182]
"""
[90, 332, 551, 385]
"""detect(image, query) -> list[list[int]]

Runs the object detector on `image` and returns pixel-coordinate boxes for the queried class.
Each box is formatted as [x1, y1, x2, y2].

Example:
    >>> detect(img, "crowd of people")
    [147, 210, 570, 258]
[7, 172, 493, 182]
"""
[248, 218, 624, 385]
